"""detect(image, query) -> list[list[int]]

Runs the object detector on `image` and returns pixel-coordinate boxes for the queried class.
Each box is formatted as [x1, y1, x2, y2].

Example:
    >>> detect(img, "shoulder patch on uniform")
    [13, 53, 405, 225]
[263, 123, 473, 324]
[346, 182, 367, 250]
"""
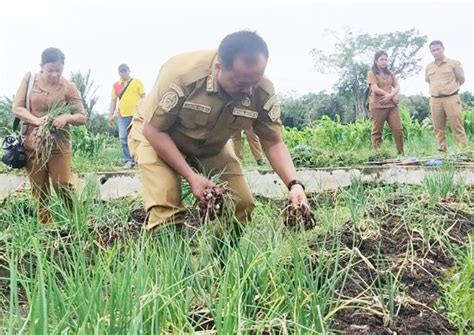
[160, 91, 179, 112]
[183, 101, 212, 114]
[232, 108, 258, 119]
[169, 83, 184, 97]
[263, 95, 278, 111]
[258, 76, 275, 94]
[268, 104, 281, 122]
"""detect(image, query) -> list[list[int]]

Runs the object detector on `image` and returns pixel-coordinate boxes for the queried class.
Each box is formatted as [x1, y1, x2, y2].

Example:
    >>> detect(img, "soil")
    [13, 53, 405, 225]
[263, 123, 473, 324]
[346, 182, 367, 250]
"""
[129, 207, 148, 224]
[95, 219, 143, 249]
[94, 206, 207, 248]
[283, 203, 317, 230]
[1, 186, 472, 333]
[332, 306, 457, 334]
[311, 194, 473, 334]
[390, 305, 457, 334]
[188, 305, 215, 331]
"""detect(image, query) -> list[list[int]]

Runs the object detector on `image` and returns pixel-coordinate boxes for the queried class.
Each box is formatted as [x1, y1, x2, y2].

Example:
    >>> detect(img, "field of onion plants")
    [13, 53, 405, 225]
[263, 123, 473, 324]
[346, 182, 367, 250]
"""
[0, 165, 473, 334]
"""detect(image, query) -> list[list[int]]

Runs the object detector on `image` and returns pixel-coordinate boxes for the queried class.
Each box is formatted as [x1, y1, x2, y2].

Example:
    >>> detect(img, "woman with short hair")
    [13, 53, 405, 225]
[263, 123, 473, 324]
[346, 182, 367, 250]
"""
[13, 47, 87, 223]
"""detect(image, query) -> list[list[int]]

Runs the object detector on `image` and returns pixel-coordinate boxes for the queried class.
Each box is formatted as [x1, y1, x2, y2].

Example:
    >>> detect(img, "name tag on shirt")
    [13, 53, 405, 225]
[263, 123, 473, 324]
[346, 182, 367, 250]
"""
[183, 101, 212, 114]
[232, 108, 258, 119]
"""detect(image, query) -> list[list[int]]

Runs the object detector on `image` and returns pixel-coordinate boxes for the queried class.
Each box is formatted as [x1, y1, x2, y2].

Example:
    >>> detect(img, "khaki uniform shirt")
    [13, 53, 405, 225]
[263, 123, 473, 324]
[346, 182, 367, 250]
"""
[129, 50, 282, 158]
[425, 58, 463, 97]
[13, 72, 85, 152]
[367, 70, 399, 109]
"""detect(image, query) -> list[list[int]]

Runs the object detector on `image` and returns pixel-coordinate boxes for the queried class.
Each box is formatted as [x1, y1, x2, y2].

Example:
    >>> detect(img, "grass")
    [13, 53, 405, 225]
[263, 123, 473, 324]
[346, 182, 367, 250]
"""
[422, 163, 465, 203]
[72, 142, 123, 173]
[1, 120, 472, 174]
[342, 176, 367, 223]
[0, 190, 343, 333]
[240, 127, 473, 170]
[439, 236, 474, 333]
[0, 115, 473, 333]
[1, 176, 472, 333]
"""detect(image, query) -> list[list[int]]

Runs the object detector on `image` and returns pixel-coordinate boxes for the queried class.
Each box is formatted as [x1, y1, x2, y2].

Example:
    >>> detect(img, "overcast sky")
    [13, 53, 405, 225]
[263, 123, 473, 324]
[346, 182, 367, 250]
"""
[1, 0, 472, 114]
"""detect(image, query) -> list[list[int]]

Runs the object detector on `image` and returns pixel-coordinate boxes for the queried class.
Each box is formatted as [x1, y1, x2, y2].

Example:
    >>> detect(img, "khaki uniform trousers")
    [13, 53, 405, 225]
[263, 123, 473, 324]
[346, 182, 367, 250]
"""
[430, 94, 468, 152]
[129, 139, 254, 231]
[231, 128, 263, 162]
[369, 106, 404, 154]
[25, 150, 74, 224]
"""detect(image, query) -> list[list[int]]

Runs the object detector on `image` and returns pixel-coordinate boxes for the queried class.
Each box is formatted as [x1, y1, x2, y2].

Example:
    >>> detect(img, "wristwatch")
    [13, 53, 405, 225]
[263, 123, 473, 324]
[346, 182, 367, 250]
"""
[287, 179, 305, 191]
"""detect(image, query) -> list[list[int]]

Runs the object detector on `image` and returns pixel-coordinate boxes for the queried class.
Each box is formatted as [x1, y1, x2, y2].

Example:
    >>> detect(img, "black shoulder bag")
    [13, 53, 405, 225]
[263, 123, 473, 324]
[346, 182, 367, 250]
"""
[2, 73, 35, 169]
[363, 86, 371, 110]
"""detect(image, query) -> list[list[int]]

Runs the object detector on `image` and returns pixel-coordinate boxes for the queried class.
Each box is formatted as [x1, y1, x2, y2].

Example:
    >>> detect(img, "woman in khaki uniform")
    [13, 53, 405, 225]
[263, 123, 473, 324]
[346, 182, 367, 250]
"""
[13, 48, 87, 223]
[367, 50, 404, 155]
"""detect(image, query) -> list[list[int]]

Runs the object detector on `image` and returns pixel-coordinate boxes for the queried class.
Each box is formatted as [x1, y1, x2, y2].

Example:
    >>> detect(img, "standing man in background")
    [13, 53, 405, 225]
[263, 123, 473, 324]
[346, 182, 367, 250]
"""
[232, 127, 266, 166]
[425, 40, 468, 153]
[109, 64, 145, 168]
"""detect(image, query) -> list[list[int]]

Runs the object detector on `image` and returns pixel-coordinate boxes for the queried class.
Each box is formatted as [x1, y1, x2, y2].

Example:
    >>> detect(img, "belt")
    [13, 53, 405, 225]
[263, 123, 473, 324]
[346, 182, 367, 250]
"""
[431, 91, 458, 98]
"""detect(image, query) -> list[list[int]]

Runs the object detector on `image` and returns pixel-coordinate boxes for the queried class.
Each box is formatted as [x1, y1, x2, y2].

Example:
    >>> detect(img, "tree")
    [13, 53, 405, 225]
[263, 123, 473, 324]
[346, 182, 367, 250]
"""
[0, 96, 14, 136]
[310, 28, 427, 119]
[87, 113, 118, 137]
[280, 91, 353, 128]
[69, 70, 99, 117]
[399, 94, 429, 122]
[460, 91, 474, 107]
[69, 70, 120, 137]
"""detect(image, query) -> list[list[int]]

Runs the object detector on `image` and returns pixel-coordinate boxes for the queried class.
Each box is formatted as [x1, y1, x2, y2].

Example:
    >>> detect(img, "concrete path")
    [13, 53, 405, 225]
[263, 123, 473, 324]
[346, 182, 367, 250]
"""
[1, 165, 473, 200]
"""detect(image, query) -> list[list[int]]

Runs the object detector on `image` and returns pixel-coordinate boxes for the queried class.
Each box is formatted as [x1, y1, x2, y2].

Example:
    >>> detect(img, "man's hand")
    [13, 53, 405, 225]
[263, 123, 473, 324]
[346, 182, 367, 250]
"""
[108, 114, 115, 124]
[52, 114, 70, 129]
[288, 184, 308, 207]
[188, 173, 215, 201]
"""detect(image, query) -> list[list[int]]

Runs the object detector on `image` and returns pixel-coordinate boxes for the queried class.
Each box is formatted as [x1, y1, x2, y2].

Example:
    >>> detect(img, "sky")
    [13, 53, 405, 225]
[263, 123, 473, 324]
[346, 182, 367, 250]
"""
[1, 0, 472, 114]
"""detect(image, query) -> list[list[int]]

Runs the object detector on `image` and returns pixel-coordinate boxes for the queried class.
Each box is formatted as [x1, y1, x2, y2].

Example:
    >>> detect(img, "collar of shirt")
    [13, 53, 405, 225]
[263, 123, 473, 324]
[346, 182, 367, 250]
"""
[435, 57, 448, 66]
[36, 73, 65, 92]
[205, 55, 229, 99]
[118, 79, 132, 85]
[206, 55, 219, 93]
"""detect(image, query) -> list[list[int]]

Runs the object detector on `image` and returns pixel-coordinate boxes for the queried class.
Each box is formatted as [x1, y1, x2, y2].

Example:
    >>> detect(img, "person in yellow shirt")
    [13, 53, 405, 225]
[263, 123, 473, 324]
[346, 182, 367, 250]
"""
[109, 64, 145, 168]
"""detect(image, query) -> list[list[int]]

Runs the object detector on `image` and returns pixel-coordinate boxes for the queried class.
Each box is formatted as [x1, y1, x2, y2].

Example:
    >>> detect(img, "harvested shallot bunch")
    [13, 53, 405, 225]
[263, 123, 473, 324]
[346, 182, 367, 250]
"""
[283, 203, 316, 230]
[34, 103, 73, 167]
[198, 184, 233, 224]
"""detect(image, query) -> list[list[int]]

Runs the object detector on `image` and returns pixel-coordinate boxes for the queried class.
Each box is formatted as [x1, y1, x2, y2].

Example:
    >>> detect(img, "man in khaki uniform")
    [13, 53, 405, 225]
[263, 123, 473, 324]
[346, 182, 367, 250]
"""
[128, 30, 308, 231]
[425, 40, 468, 152]
[232, 127, 265, 165]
